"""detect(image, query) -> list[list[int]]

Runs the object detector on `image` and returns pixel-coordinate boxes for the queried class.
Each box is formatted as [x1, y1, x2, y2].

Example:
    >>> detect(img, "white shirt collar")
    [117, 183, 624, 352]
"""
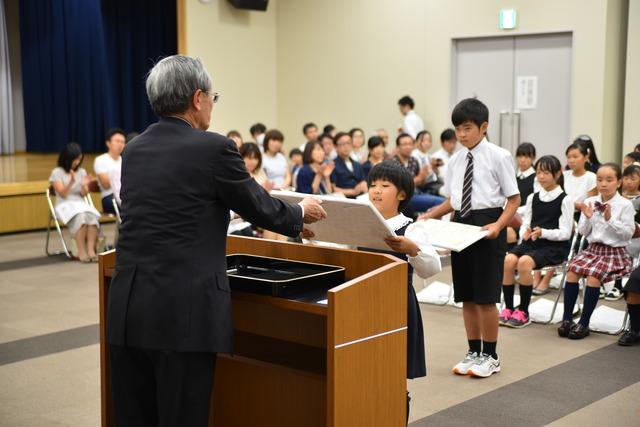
[386, 213, 413, 231]
[518, 167, 535, 179]
[462, 137, 488, 155]
[537, 185, 563, 201]
[598, 193, 621, 204]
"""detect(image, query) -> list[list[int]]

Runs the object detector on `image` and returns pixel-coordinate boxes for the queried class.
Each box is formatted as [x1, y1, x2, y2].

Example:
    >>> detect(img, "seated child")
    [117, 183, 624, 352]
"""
[618, 264, 640, 346]
[289, 148, 303, 190]
[559, 163, 636, 339]
[500, 155, 573, 328]
[608, 165, 640, 300]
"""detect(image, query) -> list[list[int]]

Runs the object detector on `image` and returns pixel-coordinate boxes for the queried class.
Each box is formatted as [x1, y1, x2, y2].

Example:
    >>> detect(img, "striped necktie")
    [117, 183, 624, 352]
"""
[460, 152, 473, 218]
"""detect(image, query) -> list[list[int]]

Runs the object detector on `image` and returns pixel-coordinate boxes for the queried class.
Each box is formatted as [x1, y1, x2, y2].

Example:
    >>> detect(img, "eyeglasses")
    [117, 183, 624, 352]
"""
[204, 91, 220, 103]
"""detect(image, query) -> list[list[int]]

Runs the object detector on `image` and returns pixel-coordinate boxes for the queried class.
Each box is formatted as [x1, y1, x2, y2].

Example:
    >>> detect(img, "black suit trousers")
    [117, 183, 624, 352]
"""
[109, 345, 216, 427]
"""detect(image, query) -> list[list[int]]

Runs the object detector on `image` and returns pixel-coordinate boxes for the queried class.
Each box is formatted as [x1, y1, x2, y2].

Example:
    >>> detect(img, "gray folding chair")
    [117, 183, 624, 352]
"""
[533, 230, 586, 324]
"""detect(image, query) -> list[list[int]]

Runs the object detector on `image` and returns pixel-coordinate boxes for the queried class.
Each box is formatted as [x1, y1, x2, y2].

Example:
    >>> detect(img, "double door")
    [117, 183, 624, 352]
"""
[454, 33, 572, 161]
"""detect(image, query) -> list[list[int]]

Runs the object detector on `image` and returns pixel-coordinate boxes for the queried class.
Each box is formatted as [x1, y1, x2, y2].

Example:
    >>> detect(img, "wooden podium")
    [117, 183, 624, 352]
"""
[99, 236, 408, 426]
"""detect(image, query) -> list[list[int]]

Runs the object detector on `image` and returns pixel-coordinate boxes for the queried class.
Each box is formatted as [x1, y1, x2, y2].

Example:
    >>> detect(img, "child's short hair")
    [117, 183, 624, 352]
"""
[451, 98, 489, 128]
[440, 128, 456, 142]
[289, 148, 302, 158]
[263, 129, 284, 152]
[367, 161, 415, 212]
[367, 136, 385, 150]
[534, 155, 563, 188]
[599, 162, 622, 180]
[239, 142, 262, 170]
[625, 152, 640, 163]
[398, 96, 415, 109]
[396, 132, 413, 146]
[635, 143, 640, 152]
[516, 142, 536, 158]
[623, 164, 640, 178]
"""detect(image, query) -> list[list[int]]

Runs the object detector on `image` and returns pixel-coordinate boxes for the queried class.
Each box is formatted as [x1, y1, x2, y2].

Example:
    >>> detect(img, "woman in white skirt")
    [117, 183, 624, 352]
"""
[50, 143, 101, 262]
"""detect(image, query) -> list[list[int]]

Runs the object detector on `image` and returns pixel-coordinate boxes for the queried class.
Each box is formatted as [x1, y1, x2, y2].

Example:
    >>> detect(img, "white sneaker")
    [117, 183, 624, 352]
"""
[468, 354, 501, 378]
[452, 351, 480, 375]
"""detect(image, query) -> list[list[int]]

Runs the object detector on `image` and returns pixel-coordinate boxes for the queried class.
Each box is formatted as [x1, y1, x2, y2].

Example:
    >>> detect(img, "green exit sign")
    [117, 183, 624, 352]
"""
[499, 9, 517, 30]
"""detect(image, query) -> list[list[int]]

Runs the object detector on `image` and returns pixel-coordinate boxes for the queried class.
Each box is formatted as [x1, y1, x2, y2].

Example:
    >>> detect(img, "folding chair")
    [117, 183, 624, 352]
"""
[44, 185, 73, 258]
[112, 198, 122, 224]
[532, 230, 587, 324]
[589, 246, 640, 335]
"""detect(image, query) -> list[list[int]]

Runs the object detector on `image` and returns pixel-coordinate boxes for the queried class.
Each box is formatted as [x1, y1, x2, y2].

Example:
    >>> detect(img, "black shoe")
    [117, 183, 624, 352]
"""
[568, 323, 590, 340]
[618, 330, 640, 346]
[557, 320, 574, 337]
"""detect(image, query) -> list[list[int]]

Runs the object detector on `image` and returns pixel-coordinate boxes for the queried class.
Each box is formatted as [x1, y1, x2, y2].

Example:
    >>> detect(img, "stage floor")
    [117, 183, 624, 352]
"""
[0, 153, 102, 184]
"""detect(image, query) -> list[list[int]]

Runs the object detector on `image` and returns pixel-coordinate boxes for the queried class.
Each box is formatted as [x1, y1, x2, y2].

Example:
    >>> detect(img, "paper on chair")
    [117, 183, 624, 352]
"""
[271, 190, 395, 251]
[410, 219, 488, 252]
[589, 305, 626, 333]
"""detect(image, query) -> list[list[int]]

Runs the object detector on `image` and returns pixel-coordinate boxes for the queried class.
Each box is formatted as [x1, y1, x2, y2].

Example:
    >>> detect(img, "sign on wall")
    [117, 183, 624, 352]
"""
[516, 75, 538, 109]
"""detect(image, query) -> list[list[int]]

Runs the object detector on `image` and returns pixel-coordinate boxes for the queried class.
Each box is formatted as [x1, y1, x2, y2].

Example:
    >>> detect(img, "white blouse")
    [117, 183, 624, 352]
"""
[443, 138, 519, 210]
[578, 193, 636, 247]
[563, 170, 597, 204]
[519, 186, 574, 241]
[387, 214, 442, 279]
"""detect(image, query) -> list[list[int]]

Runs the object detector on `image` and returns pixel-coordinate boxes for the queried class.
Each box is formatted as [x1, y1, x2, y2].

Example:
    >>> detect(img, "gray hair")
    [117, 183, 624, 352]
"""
[146, 55, 212, 116]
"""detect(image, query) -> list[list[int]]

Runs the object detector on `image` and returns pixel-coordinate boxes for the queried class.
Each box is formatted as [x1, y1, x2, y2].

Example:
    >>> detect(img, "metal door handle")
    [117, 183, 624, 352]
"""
[499, 110, 510, 149]
[512, 110, 521, 151]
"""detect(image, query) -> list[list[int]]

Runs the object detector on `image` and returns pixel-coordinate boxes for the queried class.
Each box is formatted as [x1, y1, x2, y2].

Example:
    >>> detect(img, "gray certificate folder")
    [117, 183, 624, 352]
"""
[271, 190, 395, 251]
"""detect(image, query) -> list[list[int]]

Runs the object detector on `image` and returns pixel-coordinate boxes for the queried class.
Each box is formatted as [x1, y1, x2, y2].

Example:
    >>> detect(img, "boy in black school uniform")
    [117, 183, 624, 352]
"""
[420, 98, 520, 378]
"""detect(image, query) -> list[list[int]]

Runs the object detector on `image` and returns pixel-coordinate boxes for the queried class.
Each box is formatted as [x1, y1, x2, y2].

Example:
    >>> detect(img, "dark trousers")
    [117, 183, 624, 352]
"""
[109, 345, 217, 427]
[102, 194, 117, 214]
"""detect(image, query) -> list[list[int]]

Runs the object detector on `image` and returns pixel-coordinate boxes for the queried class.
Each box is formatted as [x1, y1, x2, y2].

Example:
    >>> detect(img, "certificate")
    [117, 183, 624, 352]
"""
[271, 190, 395, 250]
[410, 219, 488, 252]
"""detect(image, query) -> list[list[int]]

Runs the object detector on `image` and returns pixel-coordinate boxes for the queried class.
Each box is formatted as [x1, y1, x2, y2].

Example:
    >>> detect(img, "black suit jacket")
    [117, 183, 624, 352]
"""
[107, 117, 303, 353]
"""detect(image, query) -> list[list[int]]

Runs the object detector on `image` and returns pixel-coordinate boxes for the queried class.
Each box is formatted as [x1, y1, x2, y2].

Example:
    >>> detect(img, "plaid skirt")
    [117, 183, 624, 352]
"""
[568, 243, 633, 283]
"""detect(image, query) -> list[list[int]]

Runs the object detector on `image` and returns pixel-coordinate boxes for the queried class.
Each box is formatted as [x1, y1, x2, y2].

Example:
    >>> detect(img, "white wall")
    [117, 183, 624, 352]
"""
[184, 0, 631, 160]
[183, 0, 278, 139]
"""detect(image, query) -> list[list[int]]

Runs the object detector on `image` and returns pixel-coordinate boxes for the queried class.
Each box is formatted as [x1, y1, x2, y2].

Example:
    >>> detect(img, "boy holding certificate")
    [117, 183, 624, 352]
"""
[419, 99, 520, 378]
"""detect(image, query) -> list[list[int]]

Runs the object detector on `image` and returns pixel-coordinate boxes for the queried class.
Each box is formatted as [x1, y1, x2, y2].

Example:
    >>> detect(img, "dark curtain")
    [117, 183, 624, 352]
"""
[19, 0, 176, 153]
[101, 0, 177, 134]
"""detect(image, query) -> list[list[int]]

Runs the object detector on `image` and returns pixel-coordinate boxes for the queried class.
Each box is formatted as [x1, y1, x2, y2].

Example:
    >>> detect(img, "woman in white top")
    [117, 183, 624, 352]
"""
[349, 128, 368, 164]
[49, 143, 101, 263]
[563, 142, 598, 217]
[261, 129, 291, 189]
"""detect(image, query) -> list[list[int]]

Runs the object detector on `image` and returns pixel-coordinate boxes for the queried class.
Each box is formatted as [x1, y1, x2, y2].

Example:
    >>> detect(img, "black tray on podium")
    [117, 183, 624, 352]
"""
[226, 254, 345, 298]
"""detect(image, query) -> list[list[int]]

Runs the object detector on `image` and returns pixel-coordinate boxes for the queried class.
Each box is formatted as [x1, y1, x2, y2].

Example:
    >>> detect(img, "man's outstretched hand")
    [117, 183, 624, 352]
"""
[300, 197, 327, 224]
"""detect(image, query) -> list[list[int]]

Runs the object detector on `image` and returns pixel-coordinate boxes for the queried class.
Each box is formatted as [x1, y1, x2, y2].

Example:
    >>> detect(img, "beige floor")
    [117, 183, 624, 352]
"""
[0, 227, 637, 426]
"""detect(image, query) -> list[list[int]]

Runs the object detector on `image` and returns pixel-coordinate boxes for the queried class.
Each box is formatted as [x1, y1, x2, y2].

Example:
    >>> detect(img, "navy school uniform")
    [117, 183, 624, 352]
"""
[516, 168, 536, 207]
[358, 216, 442, 379]
[330, 156, 365, 197]
[509, 189, 574, 268]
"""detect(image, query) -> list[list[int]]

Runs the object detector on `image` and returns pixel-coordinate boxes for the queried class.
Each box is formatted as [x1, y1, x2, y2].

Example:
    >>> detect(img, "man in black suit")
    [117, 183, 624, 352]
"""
[106, 55, 327, 426]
